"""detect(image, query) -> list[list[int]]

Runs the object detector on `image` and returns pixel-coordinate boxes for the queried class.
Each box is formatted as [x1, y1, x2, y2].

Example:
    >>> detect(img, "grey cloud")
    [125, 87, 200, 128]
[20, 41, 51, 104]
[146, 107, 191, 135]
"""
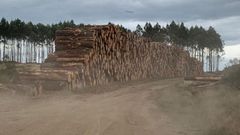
[186, 16, 240, 45]
[0, 0, 239, 45]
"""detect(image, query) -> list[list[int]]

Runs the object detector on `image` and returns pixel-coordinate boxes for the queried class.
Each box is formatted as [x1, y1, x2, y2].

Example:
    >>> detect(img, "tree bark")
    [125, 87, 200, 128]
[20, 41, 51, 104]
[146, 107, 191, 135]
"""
[3, 42, 5, 61]
[201, 48, 204, 71]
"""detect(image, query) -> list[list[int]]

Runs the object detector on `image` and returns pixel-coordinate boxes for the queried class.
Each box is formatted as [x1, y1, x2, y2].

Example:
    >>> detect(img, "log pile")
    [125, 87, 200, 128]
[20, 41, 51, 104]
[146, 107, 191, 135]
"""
[43, 24, 203, 89]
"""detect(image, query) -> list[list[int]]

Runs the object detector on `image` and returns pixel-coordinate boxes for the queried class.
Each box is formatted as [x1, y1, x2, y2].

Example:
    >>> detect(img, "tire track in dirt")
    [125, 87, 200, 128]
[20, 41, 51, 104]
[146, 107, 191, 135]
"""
[1, 79, 230, 135]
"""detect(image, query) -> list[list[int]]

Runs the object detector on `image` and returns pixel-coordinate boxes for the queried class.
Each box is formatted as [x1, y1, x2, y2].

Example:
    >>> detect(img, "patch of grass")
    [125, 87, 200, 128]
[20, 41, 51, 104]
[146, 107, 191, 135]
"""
[207, 114, 240, 135]
[0, 62, 18, 83]
[207, 86, 240, 135]
[223, 64, 240, 89]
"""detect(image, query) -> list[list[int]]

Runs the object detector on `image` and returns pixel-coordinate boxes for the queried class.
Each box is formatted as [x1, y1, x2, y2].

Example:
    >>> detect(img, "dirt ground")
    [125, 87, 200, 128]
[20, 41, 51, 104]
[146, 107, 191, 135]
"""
[0, 78, 240, 135]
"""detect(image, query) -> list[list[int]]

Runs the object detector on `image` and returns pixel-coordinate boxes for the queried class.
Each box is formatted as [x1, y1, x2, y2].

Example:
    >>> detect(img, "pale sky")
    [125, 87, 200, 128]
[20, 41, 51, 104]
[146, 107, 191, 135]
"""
[224, 45, 240, 59]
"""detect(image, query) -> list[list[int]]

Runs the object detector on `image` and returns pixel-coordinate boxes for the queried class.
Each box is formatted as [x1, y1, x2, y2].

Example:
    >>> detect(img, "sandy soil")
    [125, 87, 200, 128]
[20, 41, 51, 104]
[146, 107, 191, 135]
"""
[0, 79, 239, 135]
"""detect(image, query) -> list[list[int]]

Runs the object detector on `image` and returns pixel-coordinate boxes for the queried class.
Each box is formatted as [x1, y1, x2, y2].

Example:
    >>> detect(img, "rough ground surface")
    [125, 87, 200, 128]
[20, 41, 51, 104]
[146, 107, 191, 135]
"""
[0, 79, 239, 135]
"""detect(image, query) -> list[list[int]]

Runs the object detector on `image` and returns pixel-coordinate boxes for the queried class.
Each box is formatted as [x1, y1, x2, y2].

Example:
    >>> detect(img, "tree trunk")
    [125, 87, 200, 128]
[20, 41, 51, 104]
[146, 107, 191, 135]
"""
[216, 50, 219, 71]
[20, 40, 22, 63]
[208, 49, 211, 72]
[42, 45, 44, 63]
[30, 43, 32, 63]
[202, 48, 204, 71]
[3, 41, 6, 61]
[0, 42, 1, 61]
[25, 41, 27, 63]
[212, 51, 215, 72]
[12, 40, 14, 61]
[16, 41, 19, 62]
[210, 50, 213, 72]
[34, 43, 36, 63]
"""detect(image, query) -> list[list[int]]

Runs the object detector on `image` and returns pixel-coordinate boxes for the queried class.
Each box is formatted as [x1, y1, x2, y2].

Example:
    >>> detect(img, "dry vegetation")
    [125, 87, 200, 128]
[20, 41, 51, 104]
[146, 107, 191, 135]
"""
[223, 64, 240, 89]
[0, 62, 18, 83]
[206, 64, 240, 135]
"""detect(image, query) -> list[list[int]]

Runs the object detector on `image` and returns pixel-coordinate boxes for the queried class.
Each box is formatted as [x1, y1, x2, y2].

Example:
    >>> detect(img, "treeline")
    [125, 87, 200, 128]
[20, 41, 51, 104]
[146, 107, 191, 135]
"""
[0, 18, 79, 63]
[0, 18, 224, 71]
[0, 18, 78, 44]
[134, 22, 224, 72]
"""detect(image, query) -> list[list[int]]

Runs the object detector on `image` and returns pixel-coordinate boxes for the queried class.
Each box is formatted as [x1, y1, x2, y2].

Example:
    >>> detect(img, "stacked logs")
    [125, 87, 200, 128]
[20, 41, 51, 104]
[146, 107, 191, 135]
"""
[43, 24, 203, 89]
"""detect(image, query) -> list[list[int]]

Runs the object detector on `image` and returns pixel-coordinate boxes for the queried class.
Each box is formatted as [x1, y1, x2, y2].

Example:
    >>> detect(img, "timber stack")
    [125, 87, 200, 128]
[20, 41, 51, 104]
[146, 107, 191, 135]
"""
[42, 24, 203, 89]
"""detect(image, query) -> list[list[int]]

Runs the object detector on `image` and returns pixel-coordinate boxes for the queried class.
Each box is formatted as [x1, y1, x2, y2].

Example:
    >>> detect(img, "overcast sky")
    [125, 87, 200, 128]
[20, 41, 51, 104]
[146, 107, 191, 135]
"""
[0, 0, 240, 46]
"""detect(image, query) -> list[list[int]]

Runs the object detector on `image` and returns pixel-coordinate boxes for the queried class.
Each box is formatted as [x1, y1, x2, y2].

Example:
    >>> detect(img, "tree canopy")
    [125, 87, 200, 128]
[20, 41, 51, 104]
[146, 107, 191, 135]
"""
[134, 21, 224, 71]
[136, 21, 223, 51]
[0, 18, 77, 45]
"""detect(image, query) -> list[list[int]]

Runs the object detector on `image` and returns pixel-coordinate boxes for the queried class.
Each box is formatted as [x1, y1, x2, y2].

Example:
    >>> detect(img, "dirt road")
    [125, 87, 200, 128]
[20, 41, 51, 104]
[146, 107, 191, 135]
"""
[0, 79, 239, 135]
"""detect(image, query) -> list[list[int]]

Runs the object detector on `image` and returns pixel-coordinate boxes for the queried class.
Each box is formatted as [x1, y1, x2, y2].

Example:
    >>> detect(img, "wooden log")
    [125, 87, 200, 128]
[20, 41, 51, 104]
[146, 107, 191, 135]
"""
[184, 76, 222, 81]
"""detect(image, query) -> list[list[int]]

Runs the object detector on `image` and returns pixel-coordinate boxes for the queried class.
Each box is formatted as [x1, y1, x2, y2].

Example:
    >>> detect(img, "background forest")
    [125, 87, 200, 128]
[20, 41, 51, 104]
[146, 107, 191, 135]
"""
[0, 18, 224, 71]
